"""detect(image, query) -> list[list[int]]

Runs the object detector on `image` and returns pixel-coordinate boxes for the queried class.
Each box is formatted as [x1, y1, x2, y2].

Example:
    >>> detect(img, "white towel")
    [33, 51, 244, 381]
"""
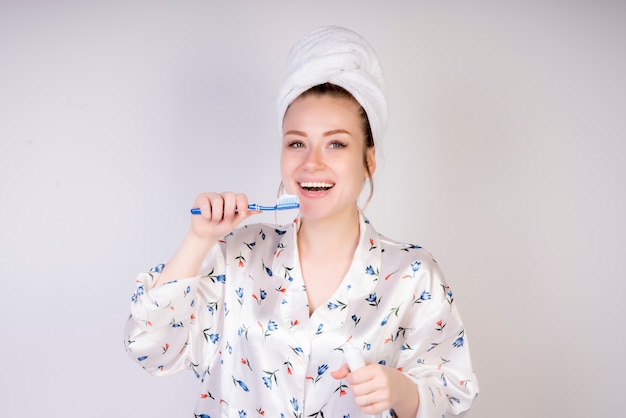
[277, 26, 388, 146]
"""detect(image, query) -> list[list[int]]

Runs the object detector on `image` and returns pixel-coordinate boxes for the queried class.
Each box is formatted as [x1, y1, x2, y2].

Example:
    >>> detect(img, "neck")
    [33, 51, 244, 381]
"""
[297, 207, 361, 258]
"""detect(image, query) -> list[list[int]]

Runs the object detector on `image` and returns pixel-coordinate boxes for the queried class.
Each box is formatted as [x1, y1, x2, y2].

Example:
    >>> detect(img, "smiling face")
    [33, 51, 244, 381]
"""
[280, 92, 376, 222]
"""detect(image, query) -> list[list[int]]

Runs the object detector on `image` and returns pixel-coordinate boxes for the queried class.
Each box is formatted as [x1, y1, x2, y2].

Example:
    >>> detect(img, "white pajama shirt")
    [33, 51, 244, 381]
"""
[124, 214, 478, 417]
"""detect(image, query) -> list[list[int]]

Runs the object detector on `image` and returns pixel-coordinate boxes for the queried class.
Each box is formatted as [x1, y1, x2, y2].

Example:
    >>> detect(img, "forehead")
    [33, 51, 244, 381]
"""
[283, 94, 362, 127]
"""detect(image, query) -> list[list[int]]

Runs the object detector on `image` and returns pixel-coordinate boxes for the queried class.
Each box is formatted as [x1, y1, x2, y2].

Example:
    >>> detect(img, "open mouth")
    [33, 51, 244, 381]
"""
[299, 181, 335, 192]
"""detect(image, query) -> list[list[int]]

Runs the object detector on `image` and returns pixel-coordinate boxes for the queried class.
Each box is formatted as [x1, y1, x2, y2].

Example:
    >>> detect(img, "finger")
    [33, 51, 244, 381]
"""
[234, 193, 251, 217]
[221, 192, 237, 220]
[347, 370, 377, 395]
[330, 364, 350, 380]
[360, 401, 389, 415]
[207, 193, 224, 222]
[353, 389, 386, 410]
[346, 366, 372, 386]
[352, 378, 392, 412]
[193, 193, 214, 220]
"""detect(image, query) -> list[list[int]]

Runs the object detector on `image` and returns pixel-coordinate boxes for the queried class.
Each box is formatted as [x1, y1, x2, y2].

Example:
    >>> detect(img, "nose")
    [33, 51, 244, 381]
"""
[304, 146, 324, 169]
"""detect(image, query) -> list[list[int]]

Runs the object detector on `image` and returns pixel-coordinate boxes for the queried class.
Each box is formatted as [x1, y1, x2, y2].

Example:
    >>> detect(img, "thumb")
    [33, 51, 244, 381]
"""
[233, 207, 260, 225]
[331, 364, 350, 380]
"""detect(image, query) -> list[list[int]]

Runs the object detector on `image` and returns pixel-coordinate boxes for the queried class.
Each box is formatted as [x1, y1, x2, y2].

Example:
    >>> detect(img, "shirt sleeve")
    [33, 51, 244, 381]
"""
[123, 244, 227, 379]
[398, 259, 479, 417]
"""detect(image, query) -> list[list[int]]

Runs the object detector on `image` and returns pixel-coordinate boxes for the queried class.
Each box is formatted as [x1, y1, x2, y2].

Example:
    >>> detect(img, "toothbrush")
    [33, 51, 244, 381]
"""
[190, 194, 299, 215]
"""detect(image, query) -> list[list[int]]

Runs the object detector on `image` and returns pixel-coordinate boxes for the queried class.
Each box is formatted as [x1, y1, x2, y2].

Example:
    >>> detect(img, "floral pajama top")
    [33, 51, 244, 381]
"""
[124, 214, 478, 417]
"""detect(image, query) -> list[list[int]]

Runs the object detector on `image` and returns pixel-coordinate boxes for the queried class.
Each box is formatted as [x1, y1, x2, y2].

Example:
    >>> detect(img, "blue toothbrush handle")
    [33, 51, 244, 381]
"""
[190, 204, 272, 215]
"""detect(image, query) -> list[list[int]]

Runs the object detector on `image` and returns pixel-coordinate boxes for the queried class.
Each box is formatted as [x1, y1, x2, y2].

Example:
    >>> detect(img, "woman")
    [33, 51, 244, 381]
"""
[124, 26, 478, 417]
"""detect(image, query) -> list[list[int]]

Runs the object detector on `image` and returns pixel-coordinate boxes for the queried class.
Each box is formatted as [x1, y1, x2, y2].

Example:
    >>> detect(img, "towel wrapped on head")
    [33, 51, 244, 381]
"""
[277, 26, 388, 147]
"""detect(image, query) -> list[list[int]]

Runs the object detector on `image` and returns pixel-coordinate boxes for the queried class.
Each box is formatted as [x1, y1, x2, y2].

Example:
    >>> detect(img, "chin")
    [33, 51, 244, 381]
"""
[298, 202, 358, 223]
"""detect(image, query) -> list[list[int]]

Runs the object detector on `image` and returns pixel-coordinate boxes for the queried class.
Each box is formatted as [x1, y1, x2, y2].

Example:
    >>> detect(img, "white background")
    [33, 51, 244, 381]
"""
[1, 1, 625, 417]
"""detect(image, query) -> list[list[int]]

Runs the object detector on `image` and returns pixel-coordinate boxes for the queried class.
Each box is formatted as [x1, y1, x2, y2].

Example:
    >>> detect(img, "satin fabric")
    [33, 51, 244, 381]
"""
[124, 214, 478, 417]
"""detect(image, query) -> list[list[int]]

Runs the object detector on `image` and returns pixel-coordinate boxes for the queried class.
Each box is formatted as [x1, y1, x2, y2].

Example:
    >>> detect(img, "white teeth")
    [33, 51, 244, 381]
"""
[299, 181, 334, 188]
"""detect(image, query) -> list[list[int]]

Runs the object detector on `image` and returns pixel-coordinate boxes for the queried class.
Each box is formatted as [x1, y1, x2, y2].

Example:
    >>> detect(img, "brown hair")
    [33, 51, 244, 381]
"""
[293, 83, 375, 205]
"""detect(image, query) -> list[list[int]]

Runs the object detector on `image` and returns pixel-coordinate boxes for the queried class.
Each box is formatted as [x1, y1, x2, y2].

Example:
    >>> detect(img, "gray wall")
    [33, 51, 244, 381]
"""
[1, 1, 624, 417]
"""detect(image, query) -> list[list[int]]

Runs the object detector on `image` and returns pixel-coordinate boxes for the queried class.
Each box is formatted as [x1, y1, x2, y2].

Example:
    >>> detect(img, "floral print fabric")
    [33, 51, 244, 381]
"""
[124, 214, 478, 417]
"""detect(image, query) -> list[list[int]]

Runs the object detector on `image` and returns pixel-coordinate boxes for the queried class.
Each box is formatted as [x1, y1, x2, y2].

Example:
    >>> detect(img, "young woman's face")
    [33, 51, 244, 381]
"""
[280, 94, 375, 221]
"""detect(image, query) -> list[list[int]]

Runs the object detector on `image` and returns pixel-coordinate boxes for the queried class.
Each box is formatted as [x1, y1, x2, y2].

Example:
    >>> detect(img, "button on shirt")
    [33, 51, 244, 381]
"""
[124, 214, 478, 417]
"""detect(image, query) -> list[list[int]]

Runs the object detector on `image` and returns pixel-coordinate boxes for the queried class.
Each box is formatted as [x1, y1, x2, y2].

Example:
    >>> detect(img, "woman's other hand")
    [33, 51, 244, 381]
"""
[331, 363, 419, 416]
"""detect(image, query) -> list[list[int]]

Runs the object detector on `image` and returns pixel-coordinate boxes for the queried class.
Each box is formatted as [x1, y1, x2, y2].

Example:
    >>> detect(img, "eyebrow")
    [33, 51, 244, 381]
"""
[283, 129, 352, 137]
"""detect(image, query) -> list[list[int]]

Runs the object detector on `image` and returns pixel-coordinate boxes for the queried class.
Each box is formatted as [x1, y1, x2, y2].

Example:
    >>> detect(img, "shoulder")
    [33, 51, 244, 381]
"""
[361, 216, 441, 276]
[375, 233, 453, 304]
[378, 233, 438, 267]
[376, 232, 449, 286]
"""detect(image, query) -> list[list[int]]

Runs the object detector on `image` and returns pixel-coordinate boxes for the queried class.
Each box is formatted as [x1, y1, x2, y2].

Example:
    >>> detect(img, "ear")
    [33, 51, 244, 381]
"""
[365, 146, 377, 177]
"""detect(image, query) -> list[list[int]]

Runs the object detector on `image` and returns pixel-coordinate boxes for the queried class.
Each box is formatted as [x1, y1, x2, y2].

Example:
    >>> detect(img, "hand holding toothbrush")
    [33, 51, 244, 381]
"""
[189, 192, 258, 242]
[189, 192, 299, 240]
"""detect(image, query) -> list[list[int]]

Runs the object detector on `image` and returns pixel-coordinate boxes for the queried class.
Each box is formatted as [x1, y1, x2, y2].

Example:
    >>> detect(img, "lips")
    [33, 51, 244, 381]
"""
[298, 181, 335, 192]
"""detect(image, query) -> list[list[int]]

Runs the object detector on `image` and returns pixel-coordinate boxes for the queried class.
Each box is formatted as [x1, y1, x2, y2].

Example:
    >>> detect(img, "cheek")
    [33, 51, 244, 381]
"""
[350, 155, 369, 179]
[337, 160, 368, 191]
[280, 150, 289, 170]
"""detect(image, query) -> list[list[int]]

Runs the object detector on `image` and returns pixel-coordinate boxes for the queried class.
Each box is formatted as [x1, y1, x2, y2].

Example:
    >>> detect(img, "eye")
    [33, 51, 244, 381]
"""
[329, 141, 347, 149]
[287, 140, 305, 148]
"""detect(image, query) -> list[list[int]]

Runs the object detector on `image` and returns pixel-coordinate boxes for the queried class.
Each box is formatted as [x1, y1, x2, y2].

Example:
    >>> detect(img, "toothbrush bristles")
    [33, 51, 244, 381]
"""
[275, 194, 299, 209]
[277, 194, 299, 204]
